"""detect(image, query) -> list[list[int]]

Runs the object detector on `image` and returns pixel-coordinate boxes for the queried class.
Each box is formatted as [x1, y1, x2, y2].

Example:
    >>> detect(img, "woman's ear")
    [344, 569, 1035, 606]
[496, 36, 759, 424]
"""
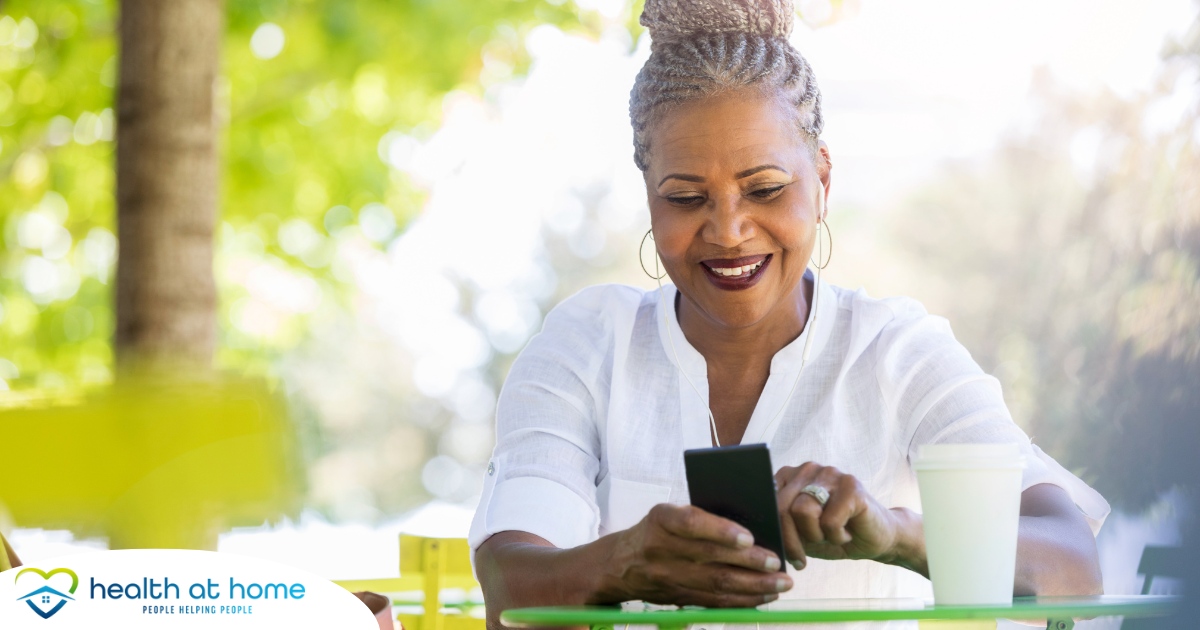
[817, 141, 833, 206]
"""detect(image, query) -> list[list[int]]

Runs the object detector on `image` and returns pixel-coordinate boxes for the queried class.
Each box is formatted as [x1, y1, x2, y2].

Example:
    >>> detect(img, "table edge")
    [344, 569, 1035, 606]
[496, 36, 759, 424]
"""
[500, 598, 1181, 626]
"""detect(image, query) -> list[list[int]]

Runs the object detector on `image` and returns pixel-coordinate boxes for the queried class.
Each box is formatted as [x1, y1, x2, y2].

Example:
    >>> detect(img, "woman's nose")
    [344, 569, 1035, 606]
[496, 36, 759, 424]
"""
[703, 194, 755, 248]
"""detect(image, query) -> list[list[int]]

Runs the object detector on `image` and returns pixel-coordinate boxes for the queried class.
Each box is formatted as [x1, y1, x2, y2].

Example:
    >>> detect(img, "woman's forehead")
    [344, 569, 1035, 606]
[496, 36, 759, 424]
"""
[648, 93, 807, 175]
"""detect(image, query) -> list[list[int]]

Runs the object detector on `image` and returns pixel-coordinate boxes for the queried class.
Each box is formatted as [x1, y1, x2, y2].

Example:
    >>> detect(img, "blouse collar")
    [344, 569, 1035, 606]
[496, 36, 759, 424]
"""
[654, 268, 837, 378]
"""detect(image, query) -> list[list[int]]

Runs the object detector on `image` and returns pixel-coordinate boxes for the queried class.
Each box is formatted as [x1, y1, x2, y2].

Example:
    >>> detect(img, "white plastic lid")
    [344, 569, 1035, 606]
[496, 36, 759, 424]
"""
[913, 443, 1026, 470]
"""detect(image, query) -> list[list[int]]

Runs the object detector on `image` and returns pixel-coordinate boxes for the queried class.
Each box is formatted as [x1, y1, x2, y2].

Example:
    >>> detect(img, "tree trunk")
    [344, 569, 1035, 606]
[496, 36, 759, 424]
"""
[116, 0, 222, 372]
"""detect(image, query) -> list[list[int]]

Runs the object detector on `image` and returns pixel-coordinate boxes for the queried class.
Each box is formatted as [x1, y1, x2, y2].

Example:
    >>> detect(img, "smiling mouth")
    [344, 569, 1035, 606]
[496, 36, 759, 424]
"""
[700, 254, 771, 290]
[705, 258, 767, 277]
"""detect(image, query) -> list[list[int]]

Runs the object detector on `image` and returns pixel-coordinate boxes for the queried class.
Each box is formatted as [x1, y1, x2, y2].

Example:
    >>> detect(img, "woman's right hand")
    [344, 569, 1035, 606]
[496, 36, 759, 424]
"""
[597, 503, 792, 607]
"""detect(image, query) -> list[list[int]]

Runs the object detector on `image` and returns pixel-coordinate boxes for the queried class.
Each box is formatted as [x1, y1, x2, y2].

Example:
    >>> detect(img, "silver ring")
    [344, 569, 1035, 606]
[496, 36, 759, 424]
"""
[801, 484, 829, 507]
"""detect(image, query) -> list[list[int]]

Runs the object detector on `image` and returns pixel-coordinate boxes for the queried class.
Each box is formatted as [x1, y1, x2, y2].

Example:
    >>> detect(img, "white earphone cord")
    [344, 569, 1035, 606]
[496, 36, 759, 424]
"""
[656, 184, 825, 448]
[656, 254, 722, 445]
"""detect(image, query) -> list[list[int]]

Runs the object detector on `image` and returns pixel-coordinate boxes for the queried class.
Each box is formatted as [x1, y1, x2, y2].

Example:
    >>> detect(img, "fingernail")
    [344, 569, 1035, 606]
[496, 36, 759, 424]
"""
[763, 593, 779, 603]
[764, 556, 781, 572]
[774, 578, 791, 593]
[736, 532, 753, 548]
[790, 560, 805, 571]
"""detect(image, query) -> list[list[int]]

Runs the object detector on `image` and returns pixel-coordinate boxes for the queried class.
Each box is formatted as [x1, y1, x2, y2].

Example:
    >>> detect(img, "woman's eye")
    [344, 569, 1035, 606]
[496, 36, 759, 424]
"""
[749, 186, 785, 199]
[667, 195, 704, 206]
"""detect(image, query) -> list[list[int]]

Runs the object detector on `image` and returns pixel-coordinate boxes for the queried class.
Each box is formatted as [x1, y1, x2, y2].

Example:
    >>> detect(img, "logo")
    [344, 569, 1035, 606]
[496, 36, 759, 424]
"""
[0, 551, 379, 628]
[15, 567, 79, 619]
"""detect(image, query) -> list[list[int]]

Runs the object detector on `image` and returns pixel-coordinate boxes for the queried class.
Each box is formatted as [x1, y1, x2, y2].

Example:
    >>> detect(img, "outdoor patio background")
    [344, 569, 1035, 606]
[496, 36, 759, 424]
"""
[1, 2, 1196, 624]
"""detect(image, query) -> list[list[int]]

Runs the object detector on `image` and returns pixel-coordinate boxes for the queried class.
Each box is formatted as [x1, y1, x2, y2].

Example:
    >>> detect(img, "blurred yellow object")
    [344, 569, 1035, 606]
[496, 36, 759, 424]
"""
[334, 535, 484, 630]
[0, 532, 11, 572]
[0, 379, 303, 550]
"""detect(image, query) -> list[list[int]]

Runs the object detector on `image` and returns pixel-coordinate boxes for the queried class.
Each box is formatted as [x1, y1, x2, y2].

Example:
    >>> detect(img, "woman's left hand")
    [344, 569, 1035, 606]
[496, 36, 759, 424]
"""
[775, 462, 915, 571]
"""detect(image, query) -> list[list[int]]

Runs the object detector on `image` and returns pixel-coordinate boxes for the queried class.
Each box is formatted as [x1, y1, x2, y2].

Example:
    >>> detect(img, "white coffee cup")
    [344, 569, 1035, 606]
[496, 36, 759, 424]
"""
[914, 443, 1026, 605]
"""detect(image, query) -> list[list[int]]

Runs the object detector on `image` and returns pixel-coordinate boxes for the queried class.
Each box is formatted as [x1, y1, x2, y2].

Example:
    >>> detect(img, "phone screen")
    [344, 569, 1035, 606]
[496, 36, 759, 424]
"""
[684, 443, 787, 569]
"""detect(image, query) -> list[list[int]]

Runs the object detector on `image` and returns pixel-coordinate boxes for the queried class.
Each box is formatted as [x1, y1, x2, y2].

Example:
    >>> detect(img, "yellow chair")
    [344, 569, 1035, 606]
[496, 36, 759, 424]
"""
[335, 535, 485, 630]
[0, 381, 303, 550]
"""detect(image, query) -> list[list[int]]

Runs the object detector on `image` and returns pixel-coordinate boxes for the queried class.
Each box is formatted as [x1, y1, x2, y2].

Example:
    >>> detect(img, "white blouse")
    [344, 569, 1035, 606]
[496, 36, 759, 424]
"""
[469, 274, 1109, 617]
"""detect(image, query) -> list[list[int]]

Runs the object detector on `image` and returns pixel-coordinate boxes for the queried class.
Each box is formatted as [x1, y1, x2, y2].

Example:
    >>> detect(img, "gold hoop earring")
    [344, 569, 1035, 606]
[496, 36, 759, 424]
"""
[639, 228, 667, 280]
[811, 219, 833, 270]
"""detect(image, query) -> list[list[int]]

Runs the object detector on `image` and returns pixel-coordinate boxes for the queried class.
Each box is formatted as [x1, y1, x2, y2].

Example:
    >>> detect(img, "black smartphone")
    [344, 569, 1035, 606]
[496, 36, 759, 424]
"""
[684, 443, 787, 569]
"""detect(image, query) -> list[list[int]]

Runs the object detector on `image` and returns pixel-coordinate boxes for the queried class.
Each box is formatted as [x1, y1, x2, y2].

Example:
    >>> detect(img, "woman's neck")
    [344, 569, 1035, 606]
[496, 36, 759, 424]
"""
[675, 276, 814, 372]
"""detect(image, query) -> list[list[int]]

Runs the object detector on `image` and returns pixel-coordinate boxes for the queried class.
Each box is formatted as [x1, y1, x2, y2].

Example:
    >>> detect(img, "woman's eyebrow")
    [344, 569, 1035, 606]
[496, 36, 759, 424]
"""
[735, 164, 789, 178]
[656, 164, 788, 188]
[658, 173, 706, 187]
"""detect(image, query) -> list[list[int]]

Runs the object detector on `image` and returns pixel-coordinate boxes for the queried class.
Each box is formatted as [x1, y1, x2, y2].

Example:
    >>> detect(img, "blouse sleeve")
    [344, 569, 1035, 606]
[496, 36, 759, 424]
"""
[874, 298, 1111, 534]
[468, 286, 623, 562]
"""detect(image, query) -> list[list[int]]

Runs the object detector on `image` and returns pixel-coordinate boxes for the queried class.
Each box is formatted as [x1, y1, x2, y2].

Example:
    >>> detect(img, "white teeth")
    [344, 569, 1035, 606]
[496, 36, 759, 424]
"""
[711, 259, 765, 277]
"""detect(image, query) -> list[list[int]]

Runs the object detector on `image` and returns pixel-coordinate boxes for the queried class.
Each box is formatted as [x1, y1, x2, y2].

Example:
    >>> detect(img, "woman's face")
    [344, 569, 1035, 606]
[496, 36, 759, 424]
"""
[644, 92, 832, 330]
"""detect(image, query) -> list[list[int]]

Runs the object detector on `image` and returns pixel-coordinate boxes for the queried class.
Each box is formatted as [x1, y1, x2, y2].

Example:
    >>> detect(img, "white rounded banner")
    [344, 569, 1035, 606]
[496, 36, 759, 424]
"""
[0, 549, 379, 628]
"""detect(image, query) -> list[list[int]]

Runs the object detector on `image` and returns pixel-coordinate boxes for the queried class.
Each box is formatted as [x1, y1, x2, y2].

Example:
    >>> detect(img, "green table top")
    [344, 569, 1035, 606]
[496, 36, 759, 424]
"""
[500, 595, 1179, 627]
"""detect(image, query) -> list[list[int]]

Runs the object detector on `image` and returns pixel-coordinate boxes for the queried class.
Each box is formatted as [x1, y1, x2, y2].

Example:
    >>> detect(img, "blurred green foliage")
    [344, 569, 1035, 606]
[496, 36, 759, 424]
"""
[0, 0, 592, 392]
[0, 2, 116, 393]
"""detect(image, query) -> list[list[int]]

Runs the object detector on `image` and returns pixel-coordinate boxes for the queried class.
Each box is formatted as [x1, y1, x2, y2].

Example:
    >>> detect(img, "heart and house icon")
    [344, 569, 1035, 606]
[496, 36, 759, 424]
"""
[15, 567, 79, 619]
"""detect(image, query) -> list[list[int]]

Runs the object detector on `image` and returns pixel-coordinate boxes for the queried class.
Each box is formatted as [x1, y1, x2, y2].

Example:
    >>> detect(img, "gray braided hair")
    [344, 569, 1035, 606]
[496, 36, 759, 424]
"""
[629, 0, 823, 171]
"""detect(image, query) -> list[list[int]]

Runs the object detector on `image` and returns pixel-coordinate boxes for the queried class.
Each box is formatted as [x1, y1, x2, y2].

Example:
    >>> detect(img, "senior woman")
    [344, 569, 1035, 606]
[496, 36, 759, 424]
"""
[470, 0, 1109, 626]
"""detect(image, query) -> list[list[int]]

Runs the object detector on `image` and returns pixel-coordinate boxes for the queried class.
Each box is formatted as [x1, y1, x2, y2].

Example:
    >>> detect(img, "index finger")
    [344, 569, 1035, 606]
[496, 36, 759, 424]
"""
[776, 464, 822, 568]
[655, 505, 754, 549]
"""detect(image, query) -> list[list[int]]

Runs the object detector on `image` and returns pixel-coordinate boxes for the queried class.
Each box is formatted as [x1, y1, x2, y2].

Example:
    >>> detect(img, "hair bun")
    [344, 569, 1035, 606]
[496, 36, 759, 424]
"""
[639, 0, 795, 42]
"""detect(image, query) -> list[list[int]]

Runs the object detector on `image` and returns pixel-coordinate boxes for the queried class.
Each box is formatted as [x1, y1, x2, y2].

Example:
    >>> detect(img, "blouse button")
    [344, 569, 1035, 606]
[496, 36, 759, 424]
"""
[487, 462, 495, 476]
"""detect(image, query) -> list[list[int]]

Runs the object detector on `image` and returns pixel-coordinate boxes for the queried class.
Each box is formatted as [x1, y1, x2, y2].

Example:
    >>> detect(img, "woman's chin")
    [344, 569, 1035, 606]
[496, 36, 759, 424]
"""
[687, 294, 776, 330]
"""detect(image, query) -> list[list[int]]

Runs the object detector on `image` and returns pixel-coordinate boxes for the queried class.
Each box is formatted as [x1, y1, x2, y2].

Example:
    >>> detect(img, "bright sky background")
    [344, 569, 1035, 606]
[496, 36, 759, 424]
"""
[801, 0, 1197, 206]
[9, 0, 1197, 588]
